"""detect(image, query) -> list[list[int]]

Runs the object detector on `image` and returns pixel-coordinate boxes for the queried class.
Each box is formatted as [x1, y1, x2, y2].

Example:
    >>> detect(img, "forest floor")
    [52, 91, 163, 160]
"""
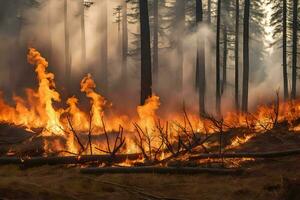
[1, 125, 300, 199]
[0, 156, 299, 200]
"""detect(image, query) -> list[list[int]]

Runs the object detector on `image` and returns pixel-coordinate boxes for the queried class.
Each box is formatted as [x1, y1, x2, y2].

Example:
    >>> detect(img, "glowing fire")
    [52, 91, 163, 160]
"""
[1, 48, 300, 157]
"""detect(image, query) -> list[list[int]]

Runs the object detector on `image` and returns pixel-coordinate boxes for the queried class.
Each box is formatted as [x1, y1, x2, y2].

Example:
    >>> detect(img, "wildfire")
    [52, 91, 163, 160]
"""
[0, 48, 300, 158]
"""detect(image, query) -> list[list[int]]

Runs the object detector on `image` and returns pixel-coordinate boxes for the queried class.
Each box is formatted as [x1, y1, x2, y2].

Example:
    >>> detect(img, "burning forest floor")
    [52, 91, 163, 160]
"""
[1, 122, 300, 199]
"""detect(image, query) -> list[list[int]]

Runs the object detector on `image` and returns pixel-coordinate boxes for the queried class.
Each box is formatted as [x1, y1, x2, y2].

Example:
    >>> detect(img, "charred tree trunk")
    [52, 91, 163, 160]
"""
[216, 0, 221, 114]
[80, 0, 87, 69]
[139, 0, 152, 105]
[291, 0, 298, 99]
[242, 0, 250, 112]
[222, 26, 227, 95]
[64, 0, 71, 94]
[175, 0, 185, 94]
[100, 0, 108, 95]
[196, 0, 206, 115]
[121, 0, 128, 85]
[235, 0, 239, 110]
[80, 166, 243, 175]
[153, 0, 159, 82]
[283, 0, 288, 100]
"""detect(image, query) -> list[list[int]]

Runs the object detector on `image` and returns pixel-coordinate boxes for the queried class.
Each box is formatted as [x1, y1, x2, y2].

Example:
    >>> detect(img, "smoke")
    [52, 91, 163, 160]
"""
[0, 0, 291, 117]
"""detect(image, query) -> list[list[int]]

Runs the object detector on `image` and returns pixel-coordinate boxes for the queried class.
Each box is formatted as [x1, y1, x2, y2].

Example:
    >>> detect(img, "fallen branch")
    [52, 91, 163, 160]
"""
[0, 153, 141, 166]
[189, 149, 300, 160]
[80, 166, 243, 175]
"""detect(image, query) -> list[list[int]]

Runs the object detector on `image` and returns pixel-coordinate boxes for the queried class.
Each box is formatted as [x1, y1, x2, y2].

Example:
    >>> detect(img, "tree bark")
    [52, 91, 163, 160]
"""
[283, 0, 288, 100]
[121, 0, 128, 85]
[196, 0, 206, 115]
[291, 0, 298, 99]
[153, 0, 159, 82]
[242, 0, 250, 112]
[222, 25, 227, 95]
[207, 0, 211, 24]
[80, 166, 243, 175]
[139, 0, 152, 105]
[235, 0, 239, 110]
[216, 0, 221, 114]
[0, 154, 141, 166]
[64, 0, 71, 94]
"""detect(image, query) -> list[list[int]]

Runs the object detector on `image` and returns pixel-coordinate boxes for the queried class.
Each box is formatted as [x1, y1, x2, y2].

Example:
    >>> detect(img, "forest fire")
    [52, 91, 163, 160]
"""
[0, 48, 300, 165]
[2, 0, 300, 199]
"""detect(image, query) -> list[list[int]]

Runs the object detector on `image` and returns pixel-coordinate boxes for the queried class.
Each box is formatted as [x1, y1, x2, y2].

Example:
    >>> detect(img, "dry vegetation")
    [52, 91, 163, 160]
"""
[0, 156, 299, 200]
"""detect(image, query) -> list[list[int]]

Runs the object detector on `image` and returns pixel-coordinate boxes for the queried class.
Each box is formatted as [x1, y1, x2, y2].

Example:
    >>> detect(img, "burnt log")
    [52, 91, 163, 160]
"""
[80, 166, 243, 175]
[189, 149, 300, 160]
[0, 153, 141, 166]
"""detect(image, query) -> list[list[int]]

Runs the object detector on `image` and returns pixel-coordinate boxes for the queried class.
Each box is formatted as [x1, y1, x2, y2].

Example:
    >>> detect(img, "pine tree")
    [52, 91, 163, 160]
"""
[139, 0, 152, 105]
[196, 0, 206, 115]
[242, 0, 250, 112]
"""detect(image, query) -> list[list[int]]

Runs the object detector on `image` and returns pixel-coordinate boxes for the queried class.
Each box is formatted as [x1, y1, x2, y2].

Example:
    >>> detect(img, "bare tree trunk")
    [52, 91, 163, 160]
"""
[242, 0, 250, 112]
[81, 0, 87, 69]
[216, 0, 221, 114]
[221, 25, 227, 95]
[139, 0, 152, 105]
[235, 0, 239, 110]
[153, 0, 159, 82]
[175, 0, 185, 94]
[121, 0, 128, 85]
[282, 0, 288, 100]
[100, 0, 108, 95]
[196, 0, 206, 115]
[291, 0, 298, 99]
[64, 0, 71, 94]
[207, 0, 211, 24]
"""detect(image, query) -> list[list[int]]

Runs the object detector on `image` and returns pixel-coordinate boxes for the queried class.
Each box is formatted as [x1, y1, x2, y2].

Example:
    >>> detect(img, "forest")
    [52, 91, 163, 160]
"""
[0, 0, 300, 199]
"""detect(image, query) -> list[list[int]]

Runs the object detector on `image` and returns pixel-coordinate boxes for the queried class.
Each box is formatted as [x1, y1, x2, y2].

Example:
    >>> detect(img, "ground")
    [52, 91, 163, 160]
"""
[1, 124, 300, 199]
[0, 156, 299, 200]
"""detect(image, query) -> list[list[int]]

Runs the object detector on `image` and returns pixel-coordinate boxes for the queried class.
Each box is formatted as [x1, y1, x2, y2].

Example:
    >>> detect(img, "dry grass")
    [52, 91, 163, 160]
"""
[0, 156, 299, 199]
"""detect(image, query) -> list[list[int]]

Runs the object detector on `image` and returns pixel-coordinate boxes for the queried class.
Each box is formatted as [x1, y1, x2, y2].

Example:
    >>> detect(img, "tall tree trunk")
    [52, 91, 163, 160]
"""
[81, 0, 87, 69]
[235, 0, 239, 110]
[196, 0, 206, 115]
[139, 0, 152, 105]
[242, 0, 250, 112]
[283, 0, 288, 100]
[121, 0, 128, 85]
[291, 0, 298, 99]
[64, 0, 71, 94]
[153, 0, 159, 82]
[207, 0, 211, 24]
[222, 26, 227, 95]
[100, 0, 108, 95]
[175, 0, 185, 94]
[216, 0, 221, 114]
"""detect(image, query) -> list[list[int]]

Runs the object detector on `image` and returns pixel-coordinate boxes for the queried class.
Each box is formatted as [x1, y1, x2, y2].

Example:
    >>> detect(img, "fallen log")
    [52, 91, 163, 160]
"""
[80, 166, 243, 175]
[189, 149, 300, 160]
[0, 153, 141, 166]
